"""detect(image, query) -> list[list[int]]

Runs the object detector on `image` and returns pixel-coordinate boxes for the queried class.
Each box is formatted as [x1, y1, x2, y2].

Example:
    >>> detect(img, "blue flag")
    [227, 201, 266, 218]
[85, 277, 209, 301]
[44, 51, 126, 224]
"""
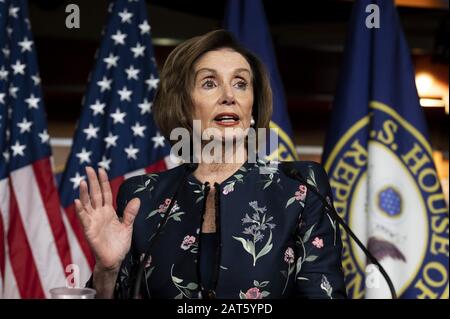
[322, 0, 448, 298]
[58, 0, 171, 280]
[224, 0, 297, 161]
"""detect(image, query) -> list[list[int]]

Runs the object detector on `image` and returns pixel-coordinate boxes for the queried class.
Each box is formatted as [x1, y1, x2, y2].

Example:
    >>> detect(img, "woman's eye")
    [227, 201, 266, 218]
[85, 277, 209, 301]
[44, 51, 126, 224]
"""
[202, 80, 216, 89]
[234, 81, 248, 90]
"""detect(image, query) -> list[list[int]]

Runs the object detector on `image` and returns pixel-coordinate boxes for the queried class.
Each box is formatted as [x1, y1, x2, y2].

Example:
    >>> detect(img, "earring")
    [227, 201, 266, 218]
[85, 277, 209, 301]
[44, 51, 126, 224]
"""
[250, 117, 255, 126]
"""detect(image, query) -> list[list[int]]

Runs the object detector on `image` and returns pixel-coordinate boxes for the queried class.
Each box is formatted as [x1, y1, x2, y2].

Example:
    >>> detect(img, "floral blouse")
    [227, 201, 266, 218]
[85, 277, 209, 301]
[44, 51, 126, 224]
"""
[108, 159, 346, 299]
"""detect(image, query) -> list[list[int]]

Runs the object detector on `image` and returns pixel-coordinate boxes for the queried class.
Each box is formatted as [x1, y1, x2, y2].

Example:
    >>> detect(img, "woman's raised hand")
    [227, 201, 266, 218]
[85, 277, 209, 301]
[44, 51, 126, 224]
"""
[75, 167, 140, 271]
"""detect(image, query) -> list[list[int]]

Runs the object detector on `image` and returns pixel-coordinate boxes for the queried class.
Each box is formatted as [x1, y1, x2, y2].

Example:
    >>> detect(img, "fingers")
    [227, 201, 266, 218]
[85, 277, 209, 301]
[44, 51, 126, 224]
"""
[74, 199, 90, 228]
[79, 180, 93, 214]
[98, 168, 113, 206]
[122, 198, 141, 227]
[85, 166, 103, 209]
[74, 199, 84, 216]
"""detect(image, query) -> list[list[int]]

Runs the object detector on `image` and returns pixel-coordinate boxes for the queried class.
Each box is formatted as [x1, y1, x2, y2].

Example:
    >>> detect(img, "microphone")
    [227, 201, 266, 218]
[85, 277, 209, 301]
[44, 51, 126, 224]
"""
[280, 162, 397, 299]
[132, 163, 198, 299]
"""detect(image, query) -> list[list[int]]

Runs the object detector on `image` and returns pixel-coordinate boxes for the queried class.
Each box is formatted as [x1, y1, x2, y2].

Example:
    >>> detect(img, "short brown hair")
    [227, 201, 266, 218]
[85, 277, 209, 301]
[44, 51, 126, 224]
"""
[153, 29, 273, 143]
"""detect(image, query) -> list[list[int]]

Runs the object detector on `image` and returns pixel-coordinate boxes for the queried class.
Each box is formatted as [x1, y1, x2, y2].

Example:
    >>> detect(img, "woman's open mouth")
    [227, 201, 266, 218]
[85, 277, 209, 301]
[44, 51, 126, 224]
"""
[214, 113, 240, 126]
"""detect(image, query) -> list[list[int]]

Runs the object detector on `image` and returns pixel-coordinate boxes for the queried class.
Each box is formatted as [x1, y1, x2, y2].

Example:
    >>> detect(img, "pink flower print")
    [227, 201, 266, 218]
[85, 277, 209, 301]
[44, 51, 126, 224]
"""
[295, 185, 307, 201]
[284, 247, 294, 264]
[245, 287, 263, 299]
[158, 198, 172, 213]
[181, 235, 196, 250]
[139, 253, 152, 268]
[312, 237, 324, 249]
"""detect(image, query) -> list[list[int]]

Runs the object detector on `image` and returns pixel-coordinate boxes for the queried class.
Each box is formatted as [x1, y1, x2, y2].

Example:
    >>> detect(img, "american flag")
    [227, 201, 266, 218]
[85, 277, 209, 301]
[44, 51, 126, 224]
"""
[0, 0, 73, 298]
[58, 0, 173, 285]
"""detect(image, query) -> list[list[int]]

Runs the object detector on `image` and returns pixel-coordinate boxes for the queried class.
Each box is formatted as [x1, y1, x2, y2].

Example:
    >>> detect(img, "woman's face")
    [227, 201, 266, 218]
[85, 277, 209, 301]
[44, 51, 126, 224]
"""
[191, 48, 254, 143]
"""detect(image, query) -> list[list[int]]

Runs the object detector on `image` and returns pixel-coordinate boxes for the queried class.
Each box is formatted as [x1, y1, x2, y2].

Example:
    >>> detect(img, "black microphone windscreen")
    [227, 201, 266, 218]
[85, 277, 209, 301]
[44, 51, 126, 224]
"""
[280, 162, 297, 178]
[185, 163, 198, 172]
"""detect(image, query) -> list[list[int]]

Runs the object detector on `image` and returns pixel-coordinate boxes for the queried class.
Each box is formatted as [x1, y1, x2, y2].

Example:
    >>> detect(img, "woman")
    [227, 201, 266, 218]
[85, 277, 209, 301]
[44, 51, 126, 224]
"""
[77, 30, 346, 299]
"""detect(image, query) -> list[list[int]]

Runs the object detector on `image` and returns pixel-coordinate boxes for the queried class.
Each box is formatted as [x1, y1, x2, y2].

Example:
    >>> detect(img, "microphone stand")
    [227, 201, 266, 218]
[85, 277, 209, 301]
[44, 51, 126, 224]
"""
[281, 163, 397, 299]
[132, 163, 198, 299]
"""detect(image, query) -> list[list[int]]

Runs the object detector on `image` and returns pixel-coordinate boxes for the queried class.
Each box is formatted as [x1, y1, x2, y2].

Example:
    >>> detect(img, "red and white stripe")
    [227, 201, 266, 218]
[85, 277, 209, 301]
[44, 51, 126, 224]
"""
[0, 158, 72, 298]
[0, 156, 176, 298]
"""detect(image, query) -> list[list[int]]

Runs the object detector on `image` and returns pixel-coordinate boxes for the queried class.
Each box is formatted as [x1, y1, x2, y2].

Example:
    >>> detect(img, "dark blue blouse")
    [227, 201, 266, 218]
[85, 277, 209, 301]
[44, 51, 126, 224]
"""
[98, 159, 347, 299]
[199, 233, 218, 293]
